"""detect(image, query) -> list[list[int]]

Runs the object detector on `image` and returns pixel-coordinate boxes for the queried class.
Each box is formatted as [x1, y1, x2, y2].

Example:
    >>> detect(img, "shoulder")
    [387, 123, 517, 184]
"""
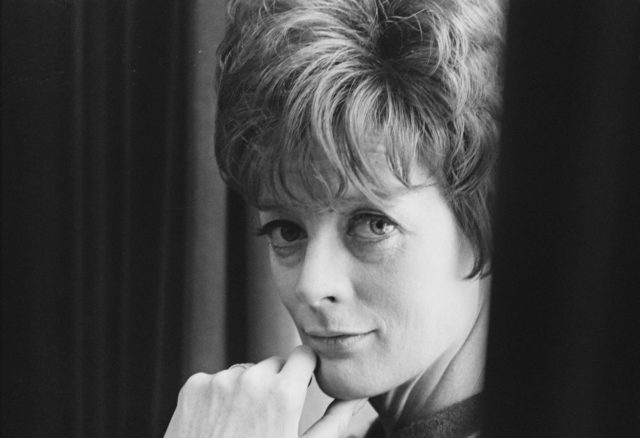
[363, 393, 483, 438]
[362, 419, 385, 438]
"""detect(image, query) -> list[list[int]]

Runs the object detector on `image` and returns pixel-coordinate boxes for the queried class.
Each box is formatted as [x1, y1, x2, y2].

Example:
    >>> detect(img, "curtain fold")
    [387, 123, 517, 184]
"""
[485, 1, 640, 436]
[3, 0, 192, 436]
[3, 0, 308, 435]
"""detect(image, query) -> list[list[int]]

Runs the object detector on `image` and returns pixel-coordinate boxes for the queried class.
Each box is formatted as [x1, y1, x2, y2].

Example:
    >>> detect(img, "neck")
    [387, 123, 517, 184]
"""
[369, 279, 490, 435]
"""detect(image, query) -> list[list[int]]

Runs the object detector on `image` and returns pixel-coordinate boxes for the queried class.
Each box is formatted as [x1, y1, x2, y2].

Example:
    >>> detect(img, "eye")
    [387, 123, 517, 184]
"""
[347, 213, 397, 240]
[256, 219, 307, 247]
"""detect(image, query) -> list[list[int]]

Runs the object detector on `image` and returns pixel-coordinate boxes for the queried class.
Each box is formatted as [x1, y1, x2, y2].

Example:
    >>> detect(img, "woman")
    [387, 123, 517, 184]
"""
[166, 0, 504, 436]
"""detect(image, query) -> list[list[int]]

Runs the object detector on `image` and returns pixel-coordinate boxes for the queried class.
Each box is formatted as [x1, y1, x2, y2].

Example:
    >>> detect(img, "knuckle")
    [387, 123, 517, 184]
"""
[179, 372, 211, 400]
[185, 372, 211, 390]
[237, 368, 263, 391]
[210, 369, 235, 392]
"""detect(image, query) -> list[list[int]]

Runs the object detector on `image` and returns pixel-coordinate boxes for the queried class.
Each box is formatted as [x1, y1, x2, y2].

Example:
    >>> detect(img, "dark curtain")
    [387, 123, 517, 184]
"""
[2, 0, 322, 435]
[485, 1, 640, 437]
[5, 0, 639, 437]
[2, 0, 194, 436]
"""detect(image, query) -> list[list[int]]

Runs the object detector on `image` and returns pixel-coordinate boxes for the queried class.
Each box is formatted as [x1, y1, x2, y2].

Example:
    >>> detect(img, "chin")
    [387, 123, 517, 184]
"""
[314, 357, 383, 400]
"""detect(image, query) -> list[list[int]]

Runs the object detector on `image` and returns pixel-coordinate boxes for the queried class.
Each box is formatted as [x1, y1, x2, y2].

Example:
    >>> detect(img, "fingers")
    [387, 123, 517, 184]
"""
[224, 346, 315, 404]
[280, 345, 316, 385]
[227, 345, 314, 383]
[167, 348, 318, 438]
[218, 362, 253, 382]
[226, 356, 285, 380]
[229, 362, 253, 371]
[251, 356, 286, 374]
[302, 399, 368, 438]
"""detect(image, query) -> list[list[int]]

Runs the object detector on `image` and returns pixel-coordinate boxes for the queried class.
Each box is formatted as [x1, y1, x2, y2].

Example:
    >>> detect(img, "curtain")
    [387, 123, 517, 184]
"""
[4, 0, 201, 436]
[2, 1, 327, 436]
[485, 1, 640, 436]
[4, 0, 639, 437]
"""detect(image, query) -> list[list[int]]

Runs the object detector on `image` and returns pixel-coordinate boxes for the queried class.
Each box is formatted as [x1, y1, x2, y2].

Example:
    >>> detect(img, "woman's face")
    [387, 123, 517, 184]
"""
[257, 160, 483, 400]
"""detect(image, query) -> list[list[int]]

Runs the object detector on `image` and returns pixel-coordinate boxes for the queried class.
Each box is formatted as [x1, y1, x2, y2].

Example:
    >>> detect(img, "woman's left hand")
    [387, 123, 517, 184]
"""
[164, 345, 364, 438]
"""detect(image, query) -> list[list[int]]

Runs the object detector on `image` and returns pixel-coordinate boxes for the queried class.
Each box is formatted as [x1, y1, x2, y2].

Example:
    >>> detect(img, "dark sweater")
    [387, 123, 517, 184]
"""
[362, 393, 482, 438]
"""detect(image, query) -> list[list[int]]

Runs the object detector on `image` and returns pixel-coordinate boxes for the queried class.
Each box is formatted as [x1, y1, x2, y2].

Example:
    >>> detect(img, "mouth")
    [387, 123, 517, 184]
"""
[303, 330, 375, 358]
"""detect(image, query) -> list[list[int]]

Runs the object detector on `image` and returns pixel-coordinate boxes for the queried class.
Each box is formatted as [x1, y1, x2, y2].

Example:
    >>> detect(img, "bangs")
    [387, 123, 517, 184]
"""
[215, 0, 454, 209]
[237, 77, 430, 209]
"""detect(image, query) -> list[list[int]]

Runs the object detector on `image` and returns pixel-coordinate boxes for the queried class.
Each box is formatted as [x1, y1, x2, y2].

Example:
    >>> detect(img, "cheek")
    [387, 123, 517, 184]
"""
[366, 236, 467, 348]
[269, 254, 300, 309]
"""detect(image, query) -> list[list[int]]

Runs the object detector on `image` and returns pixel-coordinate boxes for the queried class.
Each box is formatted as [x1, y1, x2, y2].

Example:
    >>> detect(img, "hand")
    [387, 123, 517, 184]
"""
[164, 345, 366, 438]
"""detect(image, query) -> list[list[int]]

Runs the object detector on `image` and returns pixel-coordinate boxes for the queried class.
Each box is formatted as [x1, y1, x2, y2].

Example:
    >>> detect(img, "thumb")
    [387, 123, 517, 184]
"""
[302, 398, 367, 438]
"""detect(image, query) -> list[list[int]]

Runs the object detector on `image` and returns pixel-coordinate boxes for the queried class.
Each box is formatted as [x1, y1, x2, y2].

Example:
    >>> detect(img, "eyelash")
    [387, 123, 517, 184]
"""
[256, 213, 398, 243]
[255, 219, 305, 240]
[347, 213, 398, 239]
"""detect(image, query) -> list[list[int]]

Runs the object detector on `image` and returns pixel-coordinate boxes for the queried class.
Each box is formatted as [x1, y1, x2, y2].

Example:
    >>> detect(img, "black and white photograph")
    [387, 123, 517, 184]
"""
[3, 1, 639, 437]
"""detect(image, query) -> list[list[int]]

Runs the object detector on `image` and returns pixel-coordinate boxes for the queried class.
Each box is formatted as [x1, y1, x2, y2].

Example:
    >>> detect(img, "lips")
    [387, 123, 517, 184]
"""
[306, 329, 369, 337]
[303, 329, 375, 358]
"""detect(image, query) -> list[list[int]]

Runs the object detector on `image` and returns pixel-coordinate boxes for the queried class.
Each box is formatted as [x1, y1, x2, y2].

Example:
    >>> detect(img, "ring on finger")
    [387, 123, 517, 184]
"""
[229, 363, 253, 371]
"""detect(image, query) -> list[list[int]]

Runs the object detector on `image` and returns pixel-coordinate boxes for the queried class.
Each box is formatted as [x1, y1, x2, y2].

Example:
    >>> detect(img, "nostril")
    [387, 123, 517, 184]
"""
[308, 294, 337, 307]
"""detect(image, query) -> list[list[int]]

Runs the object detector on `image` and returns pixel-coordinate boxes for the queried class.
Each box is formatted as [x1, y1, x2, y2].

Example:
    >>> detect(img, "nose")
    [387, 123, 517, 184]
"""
[295, 232, 354, 307]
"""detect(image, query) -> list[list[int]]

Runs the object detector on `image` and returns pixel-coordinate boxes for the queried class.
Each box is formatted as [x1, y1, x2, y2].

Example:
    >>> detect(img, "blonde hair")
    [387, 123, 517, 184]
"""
[215, 0, 505, 277]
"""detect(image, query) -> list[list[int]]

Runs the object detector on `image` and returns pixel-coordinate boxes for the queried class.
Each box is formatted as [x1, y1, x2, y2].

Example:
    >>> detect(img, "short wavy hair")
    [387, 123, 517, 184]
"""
[215, 0, 505, 278]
